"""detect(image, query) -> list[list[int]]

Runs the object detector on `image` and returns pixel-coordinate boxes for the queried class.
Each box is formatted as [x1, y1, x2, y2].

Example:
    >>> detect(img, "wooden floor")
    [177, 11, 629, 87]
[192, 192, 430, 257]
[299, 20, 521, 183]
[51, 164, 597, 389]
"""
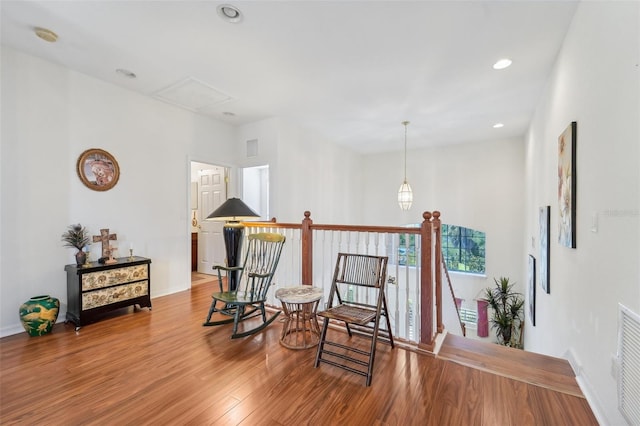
[438, 333, 584, 398]
[0, 277, 598, 425]
[191, 271, 218, 286]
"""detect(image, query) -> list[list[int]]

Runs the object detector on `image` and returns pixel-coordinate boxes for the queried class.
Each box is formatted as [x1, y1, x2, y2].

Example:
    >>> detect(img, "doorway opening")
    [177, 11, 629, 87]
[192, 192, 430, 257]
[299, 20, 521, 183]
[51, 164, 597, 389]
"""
[242, 165, 269, 220]
[190, 161, 227, 281]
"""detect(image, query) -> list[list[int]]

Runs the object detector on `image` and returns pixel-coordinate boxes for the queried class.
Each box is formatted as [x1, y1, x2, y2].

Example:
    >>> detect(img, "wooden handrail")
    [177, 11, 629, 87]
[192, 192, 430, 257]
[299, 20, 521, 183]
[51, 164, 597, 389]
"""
[245, 221, 423, 235]
[442, 257, 466, 337]
[243, 210, 443, 348]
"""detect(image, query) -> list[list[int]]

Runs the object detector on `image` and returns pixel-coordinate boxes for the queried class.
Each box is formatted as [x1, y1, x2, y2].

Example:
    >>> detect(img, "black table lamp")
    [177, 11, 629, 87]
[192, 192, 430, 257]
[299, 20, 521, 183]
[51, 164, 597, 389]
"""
[206, 197, 260, 291]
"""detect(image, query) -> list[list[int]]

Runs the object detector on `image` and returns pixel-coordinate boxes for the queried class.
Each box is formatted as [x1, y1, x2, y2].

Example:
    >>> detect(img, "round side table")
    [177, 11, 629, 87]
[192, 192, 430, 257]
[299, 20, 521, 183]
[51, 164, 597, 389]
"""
[275, 286, 323, 350]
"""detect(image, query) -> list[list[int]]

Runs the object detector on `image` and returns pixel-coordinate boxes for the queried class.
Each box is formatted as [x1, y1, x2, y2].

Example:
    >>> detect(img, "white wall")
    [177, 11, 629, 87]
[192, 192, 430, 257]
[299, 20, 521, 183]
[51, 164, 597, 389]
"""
[0, 48, 236, 336]
[0, 48, 365, 337]
[525, 2, 640, 424]
[237, 118, 364, 225]
[362, 137, 526, 336]
[276, 120, 364, 224]
[235, 118, 279, 216]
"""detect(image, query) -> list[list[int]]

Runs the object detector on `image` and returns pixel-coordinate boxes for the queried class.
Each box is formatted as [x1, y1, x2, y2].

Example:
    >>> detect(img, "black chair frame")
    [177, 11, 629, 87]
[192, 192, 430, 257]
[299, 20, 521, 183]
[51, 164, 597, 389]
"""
[203, 232, 285, 339]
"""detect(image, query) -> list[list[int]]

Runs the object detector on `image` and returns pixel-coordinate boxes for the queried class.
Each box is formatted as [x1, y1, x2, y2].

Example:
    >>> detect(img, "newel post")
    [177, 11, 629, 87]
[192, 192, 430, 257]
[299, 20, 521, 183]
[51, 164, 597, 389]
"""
[419, 211, 433, 349]
[301, 211, 313, 285]
[432, 211, 443, 334]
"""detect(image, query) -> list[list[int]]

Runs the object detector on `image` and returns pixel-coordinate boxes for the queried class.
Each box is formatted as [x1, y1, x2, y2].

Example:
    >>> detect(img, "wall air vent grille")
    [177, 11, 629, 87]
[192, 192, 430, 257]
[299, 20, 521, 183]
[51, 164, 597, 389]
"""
[618, 303, 640, 425]
[247, 139, 258, 158]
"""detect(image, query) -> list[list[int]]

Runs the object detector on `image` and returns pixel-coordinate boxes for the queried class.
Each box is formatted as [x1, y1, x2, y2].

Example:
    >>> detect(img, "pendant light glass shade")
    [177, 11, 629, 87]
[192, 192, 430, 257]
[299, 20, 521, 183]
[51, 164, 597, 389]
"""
[398, 121, 413, 210]
[398, 180, 413, 210]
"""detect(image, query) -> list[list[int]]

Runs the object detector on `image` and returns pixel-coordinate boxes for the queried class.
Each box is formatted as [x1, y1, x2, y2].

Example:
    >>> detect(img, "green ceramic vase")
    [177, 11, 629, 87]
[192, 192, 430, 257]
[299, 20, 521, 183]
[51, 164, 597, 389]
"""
[19, 295, 60, 336]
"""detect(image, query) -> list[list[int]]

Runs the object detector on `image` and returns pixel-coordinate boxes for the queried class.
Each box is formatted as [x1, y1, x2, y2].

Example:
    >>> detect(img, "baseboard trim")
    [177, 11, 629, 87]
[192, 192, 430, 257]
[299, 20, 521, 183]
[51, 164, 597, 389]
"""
[575, 371, 609, 426]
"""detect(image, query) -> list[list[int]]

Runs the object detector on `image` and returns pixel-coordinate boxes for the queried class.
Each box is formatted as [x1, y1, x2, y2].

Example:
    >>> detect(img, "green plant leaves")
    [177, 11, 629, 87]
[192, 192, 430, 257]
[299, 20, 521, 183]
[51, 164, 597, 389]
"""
[483, 276, 524, 348]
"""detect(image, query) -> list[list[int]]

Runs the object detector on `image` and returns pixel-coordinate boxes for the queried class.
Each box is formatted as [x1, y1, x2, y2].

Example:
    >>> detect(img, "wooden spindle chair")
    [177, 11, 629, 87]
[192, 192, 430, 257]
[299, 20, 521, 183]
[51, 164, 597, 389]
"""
[203, 233, 285, 339]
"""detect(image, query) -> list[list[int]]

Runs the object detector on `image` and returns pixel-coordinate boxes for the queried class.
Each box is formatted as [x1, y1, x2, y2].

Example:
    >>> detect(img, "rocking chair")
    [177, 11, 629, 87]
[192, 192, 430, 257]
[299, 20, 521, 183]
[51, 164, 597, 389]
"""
[203, 232, 285, 339]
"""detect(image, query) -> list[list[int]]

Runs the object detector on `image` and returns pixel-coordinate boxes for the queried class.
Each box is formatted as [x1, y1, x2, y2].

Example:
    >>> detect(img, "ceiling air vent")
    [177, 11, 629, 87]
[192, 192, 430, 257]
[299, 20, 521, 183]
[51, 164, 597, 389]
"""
[618, 303, 640, 425]
[153, 77, 232, 113]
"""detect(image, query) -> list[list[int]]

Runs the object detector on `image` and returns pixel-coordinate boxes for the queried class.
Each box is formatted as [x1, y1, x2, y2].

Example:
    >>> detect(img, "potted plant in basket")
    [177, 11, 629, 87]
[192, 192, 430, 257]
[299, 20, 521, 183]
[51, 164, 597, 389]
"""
[62, 224, 90, 266]
[483, 277, 524, 348]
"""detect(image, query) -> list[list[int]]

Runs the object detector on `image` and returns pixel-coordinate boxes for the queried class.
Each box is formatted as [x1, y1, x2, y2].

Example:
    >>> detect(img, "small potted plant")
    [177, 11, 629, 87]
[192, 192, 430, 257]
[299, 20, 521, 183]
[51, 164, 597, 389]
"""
[483, 277, 524, 348]
[62, 224, 90, 266]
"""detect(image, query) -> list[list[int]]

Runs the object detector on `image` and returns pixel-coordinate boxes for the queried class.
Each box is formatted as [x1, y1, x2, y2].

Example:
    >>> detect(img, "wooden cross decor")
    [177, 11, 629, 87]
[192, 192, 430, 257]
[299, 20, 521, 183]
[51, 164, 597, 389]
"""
[93, 228, 117, 260]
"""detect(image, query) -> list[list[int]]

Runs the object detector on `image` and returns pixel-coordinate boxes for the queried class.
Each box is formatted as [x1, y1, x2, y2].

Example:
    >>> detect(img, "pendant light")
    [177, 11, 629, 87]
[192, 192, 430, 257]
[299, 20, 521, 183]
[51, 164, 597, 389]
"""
[398, 121, 413, 210]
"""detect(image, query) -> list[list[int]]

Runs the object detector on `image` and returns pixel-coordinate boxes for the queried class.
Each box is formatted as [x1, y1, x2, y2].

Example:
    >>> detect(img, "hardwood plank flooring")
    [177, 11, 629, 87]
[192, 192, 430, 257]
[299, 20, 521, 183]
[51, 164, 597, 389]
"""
[191, 271, 217, 286]
[438, 333, 583, 397]
[0, 281, 597, 425]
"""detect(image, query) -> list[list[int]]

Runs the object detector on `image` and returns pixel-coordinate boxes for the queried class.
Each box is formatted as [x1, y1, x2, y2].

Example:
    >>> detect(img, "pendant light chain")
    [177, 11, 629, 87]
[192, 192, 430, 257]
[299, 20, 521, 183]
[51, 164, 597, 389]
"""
[403, 121, 408, 181]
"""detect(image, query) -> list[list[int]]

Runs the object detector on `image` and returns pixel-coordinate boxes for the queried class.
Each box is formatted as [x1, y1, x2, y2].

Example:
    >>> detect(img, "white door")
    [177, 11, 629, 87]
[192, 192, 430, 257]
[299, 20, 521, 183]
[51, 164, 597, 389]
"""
[197, 166, 226, 274]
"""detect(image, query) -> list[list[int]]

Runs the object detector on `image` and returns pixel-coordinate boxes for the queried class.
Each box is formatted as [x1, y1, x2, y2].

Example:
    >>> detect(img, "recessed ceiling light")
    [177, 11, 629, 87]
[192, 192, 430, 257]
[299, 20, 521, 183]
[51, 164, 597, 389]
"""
[493, 59, 512, 70]
[116, 68, 137, 79]
[217, 4, 243, 23]
[493, 123, 504, 128]
[34, 27, 58, 43]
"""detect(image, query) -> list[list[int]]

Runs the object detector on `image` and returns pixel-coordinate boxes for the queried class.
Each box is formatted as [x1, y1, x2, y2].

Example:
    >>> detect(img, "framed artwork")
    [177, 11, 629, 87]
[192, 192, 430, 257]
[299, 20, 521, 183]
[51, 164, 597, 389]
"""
[528, 254, 536, 326]
[558, 121, 577, 248]
[539, 206, 550, 294]
[76, 148, 120, 191]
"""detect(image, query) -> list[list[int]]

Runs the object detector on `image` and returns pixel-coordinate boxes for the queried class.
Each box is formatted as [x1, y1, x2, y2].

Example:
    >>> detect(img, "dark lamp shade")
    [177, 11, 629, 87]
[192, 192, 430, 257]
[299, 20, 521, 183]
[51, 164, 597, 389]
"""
[205, 197, 260, 222]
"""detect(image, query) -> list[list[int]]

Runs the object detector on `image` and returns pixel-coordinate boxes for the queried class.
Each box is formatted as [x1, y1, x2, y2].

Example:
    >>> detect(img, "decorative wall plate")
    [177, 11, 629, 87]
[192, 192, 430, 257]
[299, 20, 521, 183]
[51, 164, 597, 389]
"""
[76, 148, 120, 191]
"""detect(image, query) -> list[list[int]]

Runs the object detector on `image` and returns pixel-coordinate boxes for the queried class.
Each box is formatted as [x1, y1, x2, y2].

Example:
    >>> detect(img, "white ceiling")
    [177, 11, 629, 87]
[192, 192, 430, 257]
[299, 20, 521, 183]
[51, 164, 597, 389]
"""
[1, 1, 578, 154]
